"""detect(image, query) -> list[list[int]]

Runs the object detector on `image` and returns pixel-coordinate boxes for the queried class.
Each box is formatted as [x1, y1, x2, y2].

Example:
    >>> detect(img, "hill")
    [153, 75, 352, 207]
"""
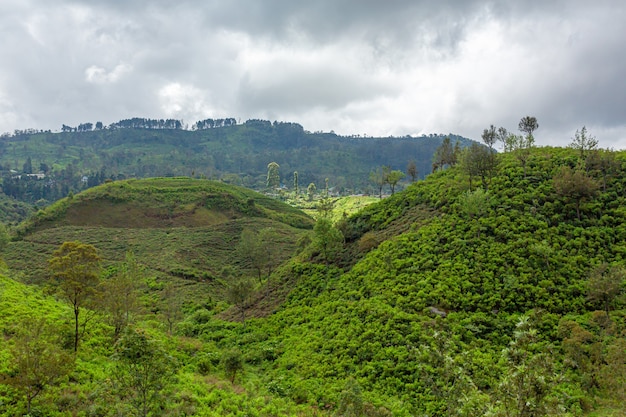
[204, 146, 626, 415]
[3, 178, 313, 313]
[0, 119, 474, 208]
[2, 146, 626, 416]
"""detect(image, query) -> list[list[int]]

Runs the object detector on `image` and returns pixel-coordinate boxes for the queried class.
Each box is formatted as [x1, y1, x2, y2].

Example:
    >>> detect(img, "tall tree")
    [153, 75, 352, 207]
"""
[0, 222, 9, 254]
[569, 126, 598, 164]
[369, 166, 390, 199]
[99, 251, 142, 340]
[307, 182, 316, 201]
[161, 283, 183, 336]
[406, 160, 418, 182]
[518, 116, 539, 141]
[225, 277, 254, 324]
[387, 170, 406, 194]
[238, 229, 265, 283]
[293, 171, 299, 195]
[266, 162, 280, 189]
[481, 125, 497, 151]
[504, 133, 534, 177]
[460, 143, 498, 190]
[49, 241, 101, 352]
[432, 137, 456, 172]
[495, 316, 560, 417]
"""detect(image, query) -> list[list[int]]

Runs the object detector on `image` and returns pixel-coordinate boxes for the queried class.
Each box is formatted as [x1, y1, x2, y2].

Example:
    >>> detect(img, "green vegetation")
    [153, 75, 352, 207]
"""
[0, 120, 472, 213]
[1, 143, 626, 416]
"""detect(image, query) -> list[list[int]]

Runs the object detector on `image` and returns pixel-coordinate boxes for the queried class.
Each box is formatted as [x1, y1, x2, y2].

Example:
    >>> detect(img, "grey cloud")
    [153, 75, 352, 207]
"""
[0, 0, 625, 147]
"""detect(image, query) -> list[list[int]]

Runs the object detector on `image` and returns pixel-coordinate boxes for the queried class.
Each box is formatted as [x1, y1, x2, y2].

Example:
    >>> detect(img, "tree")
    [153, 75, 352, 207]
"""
[496, 126, 509, 149]
[406, 160, 418, 182]
[432, 137, 456, 172]
[370, 166, 390, 199]
[481, 125, 497, 151]
[22, 157, 32, 174]
[504, 133, 534, 177]
[293, 171, 299, 195]
[588, 263, 625, 319]
[459, 188, 491, 238]
[238, 228, 279, 285]
[307, 182, 317, 201]
[386, 170, 405, 194]
[266, 162, 280, 189]
[1, 318, 74, 415]
[313, 217, 344, 263]
[225, 277, 254, 324]
[259, 227, 280, 279]
[518, 116, 539, 141]
[161, 283, 183, 336]
[553, 166, 599, 221]
[49, 241, 101, 352]
[460, 143, 498, 190]
[222, 349, 244, 384]
[494, 316, 560, 417]
[238, 229, 265, 283]
[112, 328, 176, 417]
[0, 222, 9, 254]
[100, 251, 142, 340]
[586, 148, 618, 190]
[569, 126, 598, 164]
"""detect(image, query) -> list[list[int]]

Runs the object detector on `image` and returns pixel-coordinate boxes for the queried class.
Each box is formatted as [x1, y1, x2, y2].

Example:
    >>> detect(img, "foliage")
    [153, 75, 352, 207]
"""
[225, 277, 254, 323]
[569, 126, 598, 162]
[111, 327, 177, 417]
[1, 317, 74, 414]
[2, 145, 626, 416]
[313, 218, 344, 263]
[99, 251, 143, 340]
[48, 241, 101, 352]
[553, 166, 599, 221]
[267, 161, 281, 189]
[0, 122, 471, 204]
[587, 264, 626, 318]
[222, 348, 244, 383]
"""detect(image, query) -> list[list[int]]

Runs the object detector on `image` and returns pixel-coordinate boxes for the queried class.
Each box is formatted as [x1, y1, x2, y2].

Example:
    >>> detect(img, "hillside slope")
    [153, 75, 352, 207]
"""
[207, 146, 626, 416]
[4, 178, 313, 312]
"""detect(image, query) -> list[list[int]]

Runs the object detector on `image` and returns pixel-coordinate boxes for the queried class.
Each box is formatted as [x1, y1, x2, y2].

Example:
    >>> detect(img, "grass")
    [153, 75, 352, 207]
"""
[4, 178, 314, 314]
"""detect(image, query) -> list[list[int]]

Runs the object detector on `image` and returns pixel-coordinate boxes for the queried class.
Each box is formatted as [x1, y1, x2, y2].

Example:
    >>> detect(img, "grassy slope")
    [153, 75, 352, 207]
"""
[4, 178, 314, 312]
[205, 147, 626, 415]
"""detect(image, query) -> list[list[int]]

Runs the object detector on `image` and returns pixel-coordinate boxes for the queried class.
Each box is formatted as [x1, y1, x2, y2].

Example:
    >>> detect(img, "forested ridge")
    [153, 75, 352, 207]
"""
[0, 142, 625, 416]
[0, 118, 471, 217]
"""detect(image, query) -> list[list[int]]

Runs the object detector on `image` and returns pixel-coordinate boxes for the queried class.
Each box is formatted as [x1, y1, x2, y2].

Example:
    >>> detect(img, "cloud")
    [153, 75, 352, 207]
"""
[85, 64, 132, 84]
[158, 82, 215, 123]
[0, 0, 625, 147]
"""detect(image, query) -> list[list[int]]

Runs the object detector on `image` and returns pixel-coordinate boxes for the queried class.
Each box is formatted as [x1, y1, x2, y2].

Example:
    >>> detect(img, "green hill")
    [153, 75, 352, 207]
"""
[2, 147, 626, 416]
[4, 178, 313, 312]
[209, 146, 626, 415]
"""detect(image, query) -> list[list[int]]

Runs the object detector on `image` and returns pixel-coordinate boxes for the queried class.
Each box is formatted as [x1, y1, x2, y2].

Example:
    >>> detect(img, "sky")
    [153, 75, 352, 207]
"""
[1, 0, 625, 148]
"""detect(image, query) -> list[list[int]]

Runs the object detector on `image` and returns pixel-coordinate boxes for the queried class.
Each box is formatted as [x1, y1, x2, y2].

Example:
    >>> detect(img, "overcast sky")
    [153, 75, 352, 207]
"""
[1, 1, 625, 148]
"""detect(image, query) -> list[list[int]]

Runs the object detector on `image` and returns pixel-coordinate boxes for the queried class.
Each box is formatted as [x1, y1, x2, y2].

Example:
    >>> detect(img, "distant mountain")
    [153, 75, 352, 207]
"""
[0, 118, 475, 209]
